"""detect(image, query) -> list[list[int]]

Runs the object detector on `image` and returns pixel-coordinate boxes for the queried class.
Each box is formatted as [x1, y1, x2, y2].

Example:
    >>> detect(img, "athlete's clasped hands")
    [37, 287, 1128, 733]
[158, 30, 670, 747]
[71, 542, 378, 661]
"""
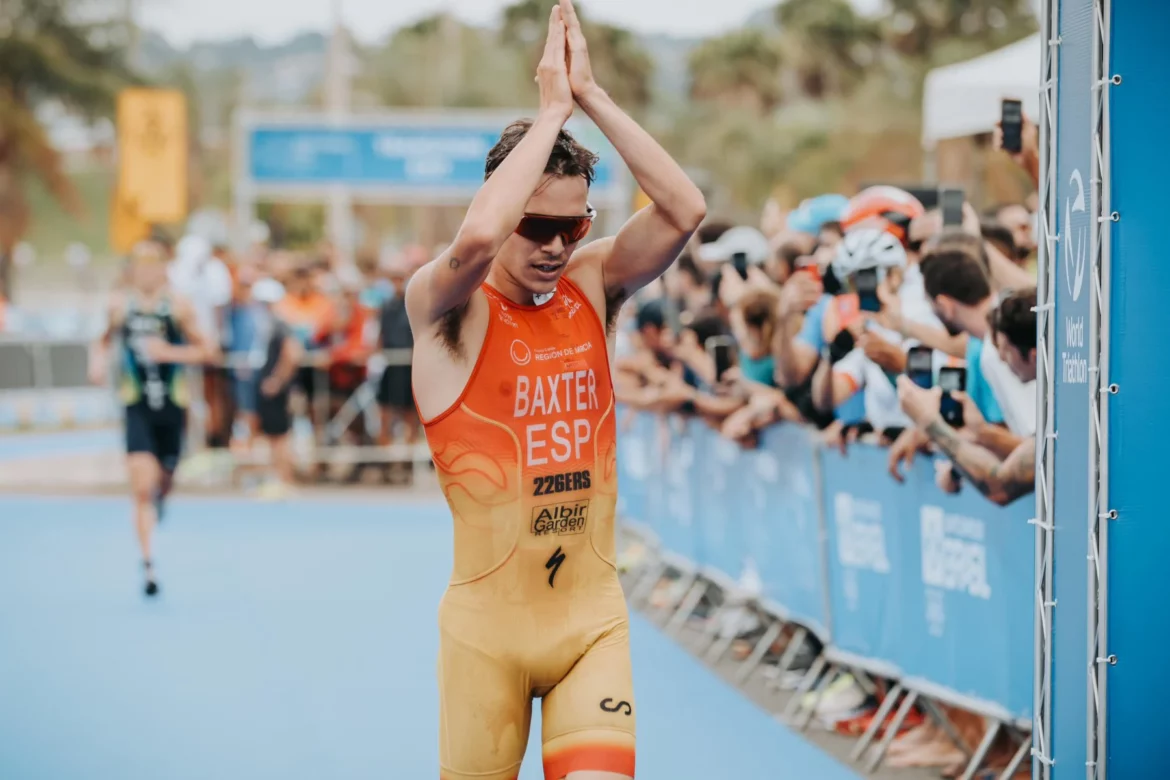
[537, 0, 597, 122]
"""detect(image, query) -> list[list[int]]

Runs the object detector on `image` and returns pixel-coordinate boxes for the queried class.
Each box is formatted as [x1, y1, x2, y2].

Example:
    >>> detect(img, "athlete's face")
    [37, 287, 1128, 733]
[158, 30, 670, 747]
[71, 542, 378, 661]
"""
[129, 243, 169, 293]
[496, 174, 591, 297]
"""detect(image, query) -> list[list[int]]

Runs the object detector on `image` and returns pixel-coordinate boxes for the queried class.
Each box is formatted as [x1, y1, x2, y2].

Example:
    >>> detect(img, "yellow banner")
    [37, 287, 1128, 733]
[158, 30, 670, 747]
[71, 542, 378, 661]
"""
[109, 179, 151, 255]
[116, 88, 188, 223]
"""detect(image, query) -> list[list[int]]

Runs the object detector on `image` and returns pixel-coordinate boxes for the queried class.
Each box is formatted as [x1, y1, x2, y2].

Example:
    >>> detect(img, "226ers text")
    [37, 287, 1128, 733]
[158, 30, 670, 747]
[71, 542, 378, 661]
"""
[514, 369, 600, 468]
[533, 468, 592, 496]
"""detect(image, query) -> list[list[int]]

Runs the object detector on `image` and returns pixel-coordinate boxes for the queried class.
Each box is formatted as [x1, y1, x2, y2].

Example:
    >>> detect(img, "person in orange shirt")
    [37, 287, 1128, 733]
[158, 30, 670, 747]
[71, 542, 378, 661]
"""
[275, 261, 335, 415]
[405, 3, 706, 778]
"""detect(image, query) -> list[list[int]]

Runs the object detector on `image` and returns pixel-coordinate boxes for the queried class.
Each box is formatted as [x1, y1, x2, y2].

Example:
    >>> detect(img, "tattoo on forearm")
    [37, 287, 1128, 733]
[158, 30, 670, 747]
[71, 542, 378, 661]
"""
[449, 256, 460, 270]
[924, 420, 1035, 504]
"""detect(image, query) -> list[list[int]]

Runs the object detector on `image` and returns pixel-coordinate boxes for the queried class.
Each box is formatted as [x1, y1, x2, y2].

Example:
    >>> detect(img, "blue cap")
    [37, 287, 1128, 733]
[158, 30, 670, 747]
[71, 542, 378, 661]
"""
[788, 194, 850, 236]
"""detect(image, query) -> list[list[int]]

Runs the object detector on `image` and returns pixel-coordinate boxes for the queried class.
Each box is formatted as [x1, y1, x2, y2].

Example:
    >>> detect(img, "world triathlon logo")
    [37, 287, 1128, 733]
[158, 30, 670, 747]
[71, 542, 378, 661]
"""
[1064, 169, 1087, 303]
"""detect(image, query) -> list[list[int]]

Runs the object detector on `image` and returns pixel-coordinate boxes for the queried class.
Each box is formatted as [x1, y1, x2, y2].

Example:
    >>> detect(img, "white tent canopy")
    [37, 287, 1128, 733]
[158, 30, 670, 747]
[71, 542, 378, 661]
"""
[922, 33, 1042, 147]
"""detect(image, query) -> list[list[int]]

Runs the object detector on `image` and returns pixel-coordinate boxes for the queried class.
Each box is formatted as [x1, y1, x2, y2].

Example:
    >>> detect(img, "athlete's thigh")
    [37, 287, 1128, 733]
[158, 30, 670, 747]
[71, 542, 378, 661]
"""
[152, 413, 186, 474]
[437, 623, 532, 780]
[541, 620, 636, 780]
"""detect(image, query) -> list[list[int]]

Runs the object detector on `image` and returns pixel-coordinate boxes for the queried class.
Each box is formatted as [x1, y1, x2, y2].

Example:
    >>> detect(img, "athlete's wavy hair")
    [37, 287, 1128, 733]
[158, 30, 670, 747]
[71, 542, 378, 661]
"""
[485, 120, 599, 187]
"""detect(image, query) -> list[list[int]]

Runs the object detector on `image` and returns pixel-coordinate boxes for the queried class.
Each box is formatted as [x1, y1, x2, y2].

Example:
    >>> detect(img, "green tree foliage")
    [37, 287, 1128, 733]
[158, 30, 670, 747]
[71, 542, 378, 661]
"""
[774, 0, 882, 99]
[0, 0, 135, 296]
[688, 31, 784, 114]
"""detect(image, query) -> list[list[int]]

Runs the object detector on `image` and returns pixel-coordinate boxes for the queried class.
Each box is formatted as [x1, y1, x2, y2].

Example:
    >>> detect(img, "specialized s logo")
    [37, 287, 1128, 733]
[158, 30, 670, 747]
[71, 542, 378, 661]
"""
[600, 699, 632, 716]
[545, 546, 566, 587]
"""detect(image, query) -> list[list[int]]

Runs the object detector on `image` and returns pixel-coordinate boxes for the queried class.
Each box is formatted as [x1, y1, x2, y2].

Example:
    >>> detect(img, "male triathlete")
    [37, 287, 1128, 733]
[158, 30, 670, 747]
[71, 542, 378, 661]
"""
[405, 2, 705, 778]
[89, 240, 216, 596]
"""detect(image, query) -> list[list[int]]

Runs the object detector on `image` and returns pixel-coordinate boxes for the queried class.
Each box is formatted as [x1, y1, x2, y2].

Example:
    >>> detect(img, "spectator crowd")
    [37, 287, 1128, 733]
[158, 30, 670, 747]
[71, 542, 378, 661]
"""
[613, 116, 1041, 777]
[144, 232, 434, 496]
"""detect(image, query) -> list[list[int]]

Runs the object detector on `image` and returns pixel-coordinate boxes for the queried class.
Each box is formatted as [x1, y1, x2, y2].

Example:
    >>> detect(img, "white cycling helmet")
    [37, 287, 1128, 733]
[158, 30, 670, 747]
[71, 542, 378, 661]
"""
[832, 227, 907, 279]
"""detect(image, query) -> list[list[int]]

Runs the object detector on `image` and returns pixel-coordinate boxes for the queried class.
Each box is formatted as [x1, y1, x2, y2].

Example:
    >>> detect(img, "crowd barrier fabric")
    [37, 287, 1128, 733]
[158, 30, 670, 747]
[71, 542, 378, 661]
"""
[617, 408, 1032, 724]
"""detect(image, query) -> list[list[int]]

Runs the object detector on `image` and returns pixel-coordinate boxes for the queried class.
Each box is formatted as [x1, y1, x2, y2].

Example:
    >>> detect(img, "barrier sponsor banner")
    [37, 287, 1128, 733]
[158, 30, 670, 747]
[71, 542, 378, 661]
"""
[693, 426, 749, 583]
[748, 425, 827, 636]
[822, 443, 1033, 717]
[897, 466, 1033, 722]
[1052, 0, 1094, 771]
[616, 412, 1032, 721]
[821, 443, 909, 674]
[653, 416, 703, 566]
[615, 407, 657, 530]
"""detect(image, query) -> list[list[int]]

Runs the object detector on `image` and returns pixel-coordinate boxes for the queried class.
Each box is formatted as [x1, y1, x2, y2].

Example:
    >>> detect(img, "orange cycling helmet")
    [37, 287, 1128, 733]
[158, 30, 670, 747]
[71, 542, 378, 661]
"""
[840, 186, 925, 247]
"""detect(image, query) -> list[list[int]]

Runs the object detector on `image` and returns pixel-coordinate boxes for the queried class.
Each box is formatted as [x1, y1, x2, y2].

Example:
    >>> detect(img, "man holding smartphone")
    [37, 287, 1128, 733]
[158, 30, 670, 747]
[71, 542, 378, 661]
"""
[896, 289, 1038, 505]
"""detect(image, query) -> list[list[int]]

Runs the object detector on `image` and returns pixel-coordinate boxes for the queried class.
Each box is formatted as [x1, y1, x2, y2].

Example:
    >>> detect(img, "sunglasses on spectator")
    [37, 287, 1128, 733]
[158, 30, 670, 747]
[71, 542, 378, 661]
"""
[515, 205, 596, 245]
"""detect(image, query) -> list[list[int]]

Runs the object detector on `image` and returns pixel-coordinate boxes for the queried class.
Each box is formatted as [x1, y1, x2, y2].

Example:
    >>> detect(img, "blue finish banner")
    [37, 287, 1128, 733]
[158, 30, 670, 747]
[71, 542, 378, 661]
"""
[1105, 1, 1170, 776]
[1052, 0, 1095, 772]
[246, 120, 617, 192]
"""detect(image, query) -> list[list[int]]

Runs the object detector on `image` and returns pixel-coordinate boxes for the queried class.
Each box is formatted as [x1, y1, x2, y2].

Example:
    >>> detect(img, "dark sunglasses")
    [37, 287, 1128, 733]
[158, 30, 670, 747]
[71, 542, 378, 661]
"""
[515, 205, 596, 245]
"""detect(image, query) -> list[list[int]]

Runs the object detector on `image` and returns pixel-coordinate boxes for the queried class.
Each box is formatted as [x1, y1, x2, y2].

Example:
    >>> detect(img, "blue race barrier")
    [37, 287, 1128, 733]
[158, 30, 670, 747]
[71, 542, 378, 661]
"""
[654, 416, 704, 567]
[615, 407, 658, 531]
[692, 424, 750, 585]
[747, 425, 829, 638]
[617, 407, 1033, 724]
[903, 475, 1033, 723]
[820, 443, 911, 678]
[821, 443, 1033, 720]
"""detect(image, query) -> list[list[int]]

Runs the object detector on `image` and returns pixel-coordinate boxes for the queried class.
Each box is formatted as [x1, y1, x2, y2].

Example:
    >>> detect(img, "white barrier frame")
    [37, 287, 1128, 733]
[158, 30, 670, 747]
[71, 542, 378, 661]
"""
[1034, 0, 1061, 775]
[1087, 0, 1114, 776]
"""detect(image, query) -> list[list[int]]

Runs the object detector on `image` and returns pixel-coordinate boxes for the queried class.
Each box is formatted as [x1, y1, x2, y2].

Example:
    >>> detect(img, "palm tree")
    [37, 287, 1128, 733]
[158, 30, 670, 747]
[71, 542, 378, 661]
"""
[363, 14, 532, 109]
[500, 0, 653, 112]
[0, 0, 135, 299]
[774, 0, 881, 99]
[882, 0, 1037, 60]
[687, 30, 785, 115]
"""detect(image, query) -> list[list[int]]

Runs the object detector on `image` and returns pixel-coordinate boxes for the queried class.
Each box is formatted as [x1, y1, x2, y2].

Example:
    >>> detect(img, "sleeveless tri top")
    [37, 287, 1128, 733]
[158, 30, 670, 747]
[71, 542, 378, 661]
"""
[422, 277, 618, 590]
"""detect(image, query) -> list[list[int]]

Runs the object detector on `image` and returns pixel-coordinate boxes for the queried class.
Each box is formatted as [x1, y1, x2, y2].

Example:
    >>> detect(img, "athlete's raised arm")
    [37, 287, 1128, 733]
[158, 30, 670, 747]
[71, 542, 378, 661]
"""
[406, 7, 576, 327]
[560, 0, 706, 301]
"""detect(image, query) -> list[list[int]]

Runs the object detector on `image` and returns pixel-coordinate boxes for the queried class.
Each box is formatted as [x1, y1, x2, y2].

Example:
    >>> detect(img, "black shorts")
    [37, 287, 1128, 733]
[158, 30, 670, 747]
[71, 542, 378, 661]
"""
[296, 365, 323, 402]
[377, 365, 414, 410]
[125, 404, 186, 473]
[257, 391, 292, 438]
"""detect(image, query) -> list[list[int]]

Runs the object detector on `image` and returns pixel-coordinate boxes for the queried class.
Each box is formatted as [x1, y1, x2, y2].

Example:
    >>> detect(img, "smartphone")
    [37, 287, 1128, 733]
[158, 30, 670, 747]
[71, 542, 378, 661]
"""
[853, 267, 881, 313]
[940, 188, 965, 227]
[706, 336, 736, 382]
[1001, 98, 1023, 154]
[731, 251, 749, 280]
[907, 346, 934, 390]
[796, 254, 822, 283]
[938, 366, 967, 427]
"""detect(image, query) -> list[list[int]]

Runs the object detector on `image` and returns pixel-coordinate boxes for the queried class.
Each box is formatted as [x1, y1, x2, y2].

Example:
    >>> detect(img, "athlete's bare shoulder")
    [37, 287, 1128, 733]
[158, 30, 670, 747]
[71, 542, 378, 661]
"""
[565, 238, 626, 334]
[407, 279, 492, 422]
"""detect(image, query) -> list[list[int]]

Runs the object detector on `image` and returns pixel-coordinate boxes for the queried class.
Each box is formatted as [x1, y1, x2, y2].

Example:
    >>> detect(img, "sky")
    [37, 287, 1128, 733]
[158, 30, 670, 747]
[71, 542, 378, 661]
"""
[139, 0, 885, 46]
